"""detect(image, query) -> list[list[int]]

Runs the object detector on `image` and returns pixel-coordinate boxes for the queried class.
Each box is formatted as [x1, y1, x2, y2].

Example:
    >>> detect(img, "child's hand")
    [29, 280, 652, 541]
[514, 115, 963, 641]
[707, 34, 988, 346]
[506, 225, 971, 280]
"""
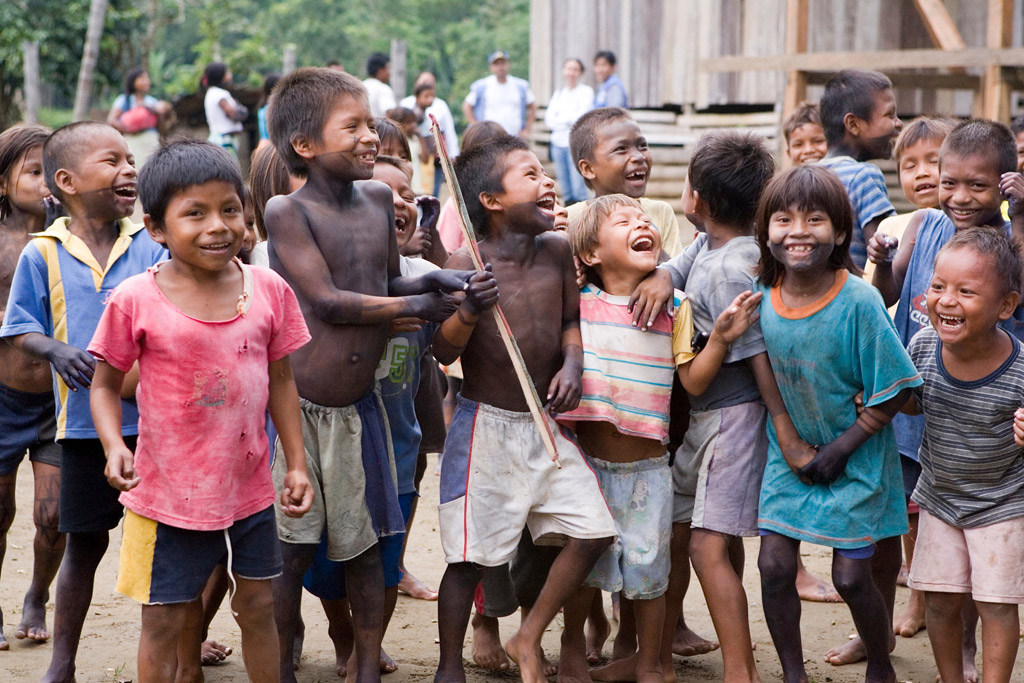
[627, 268, 674, 331]
[866, 232, 898, 265]
[1000, 172, 1024, 203]
[105, 445, 140, 491]
[712, 291, 763, 344]
[416, 195, 441, 231]
[48, 344, 96, 392]
[1014, 408, 1024, 447]
[853, 390, 865, 415]
[416, 291, 463, 322]
[280, 470, 313, 518]
[553, 203, 569, 231]
[546, 365, 582, 414]
[431, 269, 475, 294]
[778, 434, 817, 477]
[464, 264, 499, 314]
[797, 441, 852, 486]
[574, 255, 588, 289]
[390, 317, 425, 334]
[400, 225, 432, 257]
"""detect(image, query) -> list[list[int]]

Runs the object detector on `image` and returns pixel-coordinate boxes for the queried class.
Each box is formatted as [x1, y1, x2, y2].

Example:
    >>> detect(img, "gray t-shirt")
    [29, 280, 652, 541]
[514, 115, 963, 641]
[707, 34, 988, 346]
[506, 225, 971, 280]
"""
[909, 326, 1024, 528]
[682, 235, 766, 411]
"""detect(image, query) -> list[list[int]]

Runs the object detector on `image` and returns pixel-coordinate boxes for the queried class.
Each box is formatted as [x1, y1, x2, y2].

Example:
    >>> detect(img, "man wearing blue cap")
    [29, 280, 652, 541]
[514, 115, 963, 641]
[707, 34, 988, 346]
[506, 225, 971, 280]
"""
[463, 50, 537, 138]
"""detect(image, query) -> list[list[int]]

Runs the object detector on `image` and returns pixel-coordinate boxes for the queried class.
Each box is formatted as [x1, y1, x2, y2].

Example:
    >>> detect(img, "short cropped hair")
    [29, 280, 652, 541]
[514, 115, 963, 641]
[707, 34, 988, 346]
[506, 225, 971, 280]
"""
[414, 81, 435, 97]
[940, 119, 1017, 176]
[567, 193, 642, 262]
[375, 154, 413, 181]
[201, 62, 229, 90]
[1011, 115, 1024, 136]
[782, 102, 821, 144]
[138, 139, 244, 225]
[570, 106, 632, 166]
[454, 136, 530, 238]
[248, 144, 294, 241]
[893, 116, 956, 161]
[42, 121, 114, 202]
[0, 124, 51, 221]
[366, 52, 390, 78]
[376, 117, 411, 161]
[938, 227, 1024, 297]
[819, 70, 893, 148]
[594, 50, 617, 66]
[755, 165, 854, 286]
[461, 121, 508, 153]
[268, 67, 368, 175]
[688, 131, 775, 228]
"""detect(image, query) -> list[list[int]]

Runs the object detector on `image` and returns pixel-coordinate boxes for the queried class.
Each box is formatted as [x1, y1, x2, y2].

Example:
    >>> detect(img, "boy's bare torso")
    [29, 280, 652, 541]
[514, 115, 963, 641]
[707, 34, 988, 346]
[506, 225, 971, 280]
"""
[0, 226, 51, 392]
[453, 232, 572, 413]
[268, 181, 393, 407]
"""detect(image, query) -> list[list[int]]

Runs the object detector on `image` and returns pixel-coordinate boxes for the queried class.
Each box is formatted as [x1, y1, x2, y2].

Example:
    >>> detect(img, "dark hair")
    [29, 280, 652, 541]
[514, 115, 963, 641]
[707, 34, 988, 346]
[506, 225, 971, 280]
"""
[124, 68, 147, 100]
[366, 52, 390, 78]
[570, 106, 632, 166]
[257, 72, 282, 110]
[782, 102, 822, 144]
[1011, 115, 1024, 136]
[454, 136, 530, 237]
[755, 165, 854, 286]
[414, 81, 435, 97]
[940, 119, 1017, 176]
[386, 107, 418, 127]
[893, 116, 956, 161]
[267, 67, 369, 175]
[819, 70, 893, 147]
[375, 154, 413, 181]
[0, 124, 51, 221]
[138, 139, 244, 225]
[938, 227, 1024, 297]
[376, 117, 411, 161]
[248, 144, 295, 241]
[42, 121, 114, 202]
[689, 131, 775, 228]
[594, 50, 617, 66]
[461, 121, 508, 153]
[201, 62, 229, 90]
[564, 57, 585, 74]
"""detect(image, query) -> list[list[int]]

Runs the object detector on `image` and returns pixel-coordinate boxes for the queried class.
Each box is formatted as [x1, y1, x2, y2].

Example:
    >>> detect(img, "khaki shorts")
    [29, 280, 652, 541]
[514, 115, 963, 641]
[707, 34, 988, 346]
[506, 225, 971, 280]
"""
[438, 397, 617, 567]
[909, 509, 1024, 603]
[272, 394, 403, 562]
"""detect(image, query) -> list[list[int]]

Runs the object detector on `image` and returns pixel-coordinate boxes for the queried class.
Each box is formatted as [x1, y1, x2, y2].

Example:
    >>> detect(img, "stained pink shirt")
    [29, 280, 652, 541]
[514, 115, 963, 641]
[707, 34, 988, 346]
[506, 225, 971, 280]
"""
[89, 262, 310, 530]
[436, 198, 467, 253]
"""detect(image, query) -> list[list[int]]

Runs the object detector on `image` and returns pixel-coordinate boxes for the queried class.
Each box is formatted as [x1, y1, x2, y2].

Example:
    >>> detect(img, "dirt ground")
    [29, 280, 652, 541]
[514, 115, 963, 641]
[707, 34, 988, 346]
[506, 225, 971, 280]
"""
[0, 454, 982, 682]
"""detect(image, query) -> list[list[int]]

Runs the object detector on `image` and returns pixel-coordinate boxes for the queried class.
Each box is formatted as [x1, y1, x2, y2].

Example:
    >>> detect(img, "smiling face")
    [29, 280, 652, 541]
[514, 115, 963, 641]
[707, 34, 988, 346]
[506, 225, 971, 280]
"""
[593, 57, 613, 84]
[562, 60, 583, 89]
[938, 151, 1004, 230]
[766, 203, 844, 278]
[579, 119, 651, 198]
[856, 89, 902, 160]
[583, 204, 661, 282]
[59, 128, 137, 219]
[898, 137, 942, 209]
[373, 163, 417, 248]
[1015, 130, 1024, 173]
[302, 94, 379, 181]
[927, 246, 1017, 346]
[786, 123, 828, 166]
[1, 145, 49, 218]
[149, 180, 245, 274]
[488, 149, 557, 235]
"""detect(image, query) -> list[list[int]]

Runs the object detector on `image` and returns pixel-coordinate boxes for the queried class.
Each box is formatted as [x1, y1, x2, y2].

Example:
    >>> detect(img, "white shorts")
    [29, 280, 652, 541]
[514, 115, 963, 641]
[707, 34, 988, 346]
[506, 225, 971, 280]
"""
[438, 396, 617, 566]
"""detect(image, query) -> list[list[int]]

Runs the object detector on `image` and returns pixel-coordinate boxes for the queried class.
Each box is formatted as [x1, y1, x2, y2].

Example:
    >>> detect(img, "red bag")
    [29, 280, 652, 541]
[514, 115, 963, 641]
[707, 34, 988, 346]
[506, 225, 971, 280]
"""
[120, 105, 159, 134]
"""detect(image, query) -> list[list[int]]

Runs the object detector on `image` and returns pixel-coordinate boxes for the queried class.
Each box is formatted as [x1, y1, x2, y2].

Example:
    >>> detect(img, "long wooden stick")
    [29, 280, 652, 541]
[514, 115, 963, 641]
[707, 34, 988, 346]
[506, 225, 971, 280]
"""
[429, 115, 560, 466]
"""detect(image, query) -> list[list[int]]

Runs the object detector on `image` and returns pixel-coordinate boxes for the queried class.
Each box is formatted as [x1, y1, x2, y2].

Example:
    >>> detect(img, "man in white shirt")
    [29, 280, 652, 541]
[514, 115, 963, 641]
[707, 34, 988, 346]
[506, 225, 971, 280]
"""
[462, 51, 536, 138]
[363, 52, 397, 118]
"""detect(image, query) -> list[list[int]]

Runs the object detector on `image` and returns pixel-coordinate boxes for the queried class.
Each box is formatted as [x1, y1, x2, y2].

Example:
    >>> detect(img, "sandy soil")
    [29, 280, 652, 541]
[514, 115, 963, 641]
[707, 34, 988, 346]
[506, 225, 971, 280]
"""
[0, 454, 960, 682]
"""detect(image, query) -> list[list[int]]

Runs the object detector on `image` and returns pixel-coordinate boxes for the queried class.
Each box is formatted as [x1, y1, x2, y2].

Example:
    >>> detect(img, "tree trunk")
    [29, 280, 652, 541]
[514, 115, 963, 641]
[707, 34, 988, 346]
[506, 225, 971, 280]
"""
[72, 0, 109, 122]
[23, 41, 40, 124]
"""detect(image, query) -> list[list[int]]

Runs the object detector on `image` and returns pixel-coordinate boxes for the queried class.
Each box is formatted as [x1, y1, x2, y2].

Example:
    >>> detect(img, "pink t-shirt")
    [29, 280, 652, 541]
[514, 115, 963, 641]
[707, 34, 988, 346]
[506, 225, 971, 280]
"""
[89, 262, 311, 530]
[436, 198, 466, 253]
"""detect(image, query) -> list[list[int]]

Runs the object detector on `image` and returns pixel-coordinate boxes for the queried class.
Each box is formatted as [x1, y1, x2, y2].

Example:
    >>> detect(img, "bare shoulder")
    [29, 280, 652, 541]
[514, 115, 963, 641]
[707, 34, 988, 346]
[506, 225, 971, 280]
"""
[264, 193, 309, 234]
[536, 231, 573, 262]
[444, 247, 475, 270]
[355, 178, 393, 206]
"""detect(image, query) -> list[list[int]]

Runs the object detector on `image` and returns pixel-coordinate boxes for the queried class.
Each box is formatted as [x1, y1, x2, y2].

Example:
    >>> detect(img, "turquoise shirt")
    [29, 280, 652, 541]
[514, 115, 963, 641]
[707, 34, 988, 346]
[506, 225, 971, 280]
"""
[756, 270, 920, 548]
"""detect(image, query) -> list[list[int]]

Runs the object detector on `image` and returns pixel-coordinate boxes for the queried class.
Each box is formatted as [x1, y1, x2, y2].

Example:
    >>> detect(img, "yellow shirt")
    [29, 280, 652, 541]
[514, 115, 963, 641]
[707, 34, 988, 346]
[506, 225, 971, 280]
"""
[863, 211, 915, 317]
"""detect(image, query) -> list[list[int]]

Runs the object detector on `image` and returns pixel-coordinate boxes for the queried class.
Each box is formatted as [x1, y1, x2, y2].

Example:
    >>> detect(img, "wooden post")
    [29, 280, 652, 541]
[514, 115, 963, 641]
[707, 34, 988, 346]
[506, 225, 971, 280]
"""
[283, 44, 296, 74]
[982, 0, 1013, 121]
[391, 39, 407, 101]
[23, 41, 40, 124]
[781, 0, 809, 154]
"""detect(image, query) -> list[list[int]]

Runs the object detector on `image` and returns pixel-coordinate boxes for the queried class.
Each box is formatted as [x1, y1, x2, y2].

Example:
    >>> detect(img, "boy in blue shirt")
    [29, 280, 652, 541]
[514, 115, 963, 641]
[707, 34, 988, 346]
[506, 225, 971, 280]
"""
[1, 121, 165, 683]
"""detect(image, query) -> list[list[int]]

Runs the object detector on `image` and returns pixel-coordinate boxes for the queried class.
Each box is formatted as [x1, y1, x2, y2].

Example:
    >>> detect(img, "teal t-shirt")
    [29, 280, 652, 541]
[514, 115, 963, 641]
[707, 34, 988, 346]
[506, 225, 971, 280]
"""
[756, 270, 921, 548]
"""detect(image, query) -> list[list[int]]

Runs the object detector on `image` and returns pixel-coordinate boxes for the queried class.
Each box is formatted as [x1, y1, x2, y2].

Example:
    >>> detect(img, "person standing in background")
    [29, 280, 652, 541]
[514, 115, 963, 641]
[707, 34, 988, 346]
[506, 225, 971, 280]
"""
[593, 51, 629, 110]
[544, 58, 593, 205]
[364, 52, 397, 117]
[463, 51, 536, 138]
[401, 72, 460, 197]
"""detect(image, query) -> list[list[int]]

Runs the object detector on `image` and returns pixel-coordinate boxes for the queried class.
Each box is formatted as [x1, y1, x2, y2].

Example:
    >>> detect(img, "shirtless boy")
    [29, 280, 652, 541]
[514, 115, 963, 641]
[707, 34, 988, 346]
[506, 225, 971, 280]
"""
[432, 135, 617, 683]
[264, 67, 471, 683]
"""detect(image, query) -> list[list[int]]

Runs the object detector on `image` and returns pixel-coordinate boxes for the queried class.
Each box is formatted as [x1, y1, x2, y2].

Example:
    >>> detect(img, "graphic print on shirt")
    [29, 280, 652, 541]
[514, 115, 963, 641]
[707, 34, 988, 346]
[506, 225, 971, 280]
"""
[189, 369, 228, 407]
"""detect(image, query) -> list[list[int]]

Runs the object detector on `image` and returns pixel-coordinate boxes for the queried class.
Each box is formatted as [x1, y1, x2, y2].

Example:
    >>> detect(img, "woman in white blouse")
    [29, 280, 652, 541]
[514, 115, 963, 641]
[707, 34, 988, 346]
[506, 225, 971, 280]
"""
[544, 58, 593, 205]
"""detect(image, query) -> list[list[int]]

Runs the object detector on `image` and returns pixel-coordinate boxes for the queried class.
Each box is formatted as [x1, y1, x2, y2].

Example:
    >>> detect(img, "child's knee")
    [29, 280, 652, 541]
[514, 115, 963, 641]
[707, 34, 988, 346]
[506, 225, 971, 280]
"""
[924, 592, 964, 620]
[232, 582, 275, 627]
[975, 600, 1018, 625]
[757, 545, 797, 589]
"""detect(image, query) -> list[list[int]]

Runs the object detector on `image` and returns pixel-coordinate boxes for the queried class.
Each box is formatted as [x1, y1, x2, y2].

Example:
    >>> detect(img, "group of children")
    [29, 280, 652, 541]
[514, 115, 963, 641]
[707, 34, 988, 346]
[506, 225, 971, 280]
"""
[0, 63, 1023, 683]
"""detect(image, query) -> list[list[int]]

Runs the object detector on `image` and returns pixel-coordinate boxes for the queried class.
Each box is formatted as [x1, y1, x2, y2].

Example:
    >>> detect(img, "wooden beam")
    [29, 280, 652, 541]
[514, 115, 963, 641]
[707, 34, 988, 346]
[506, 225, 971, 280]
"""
[983, 0, 1014, 120]
[700, 47, 1024, 73]
[912, 0, 966, 50]
[781, 0, 809, 130]
[805, 71, 980, 90]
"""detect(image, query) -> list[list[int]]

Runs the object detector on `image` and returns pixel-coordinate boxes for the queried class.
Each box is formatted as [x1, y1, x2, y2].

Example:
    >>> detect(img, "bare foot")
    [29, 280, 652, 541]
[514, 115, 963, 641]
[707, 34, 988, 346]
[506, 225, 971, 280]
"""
[795, 565, 842, 603]
[585, 610, 610, 665]
[398, 570, 439, 601]
[897, 563, 909, 587]
[824, 632, 895, 666]
[541, 649, 558, 677]
[893, 590, 926, 637]
[671, 625, 719, 657]
[0, 629, 7, 651]
[200, 639, 232, 665]
[470, 612, 509, 671]
[592, 653, 639, 681]
[14, 591, 52, 642]
[505, 633, 547, 683]
[381, 648, 399, 674]
[294, 618, 306, 671]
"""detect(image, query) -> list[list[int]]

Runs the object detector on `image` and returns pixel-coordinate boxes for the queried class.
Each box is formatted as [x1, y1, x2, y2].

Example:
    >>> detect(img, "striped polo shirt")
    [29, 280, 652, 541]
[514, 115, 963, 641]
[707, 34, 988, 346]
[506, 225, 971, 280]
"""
[818, 155, 895, 270]
[1, 218, 166, 439]
[909, 326, 1024, 527]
